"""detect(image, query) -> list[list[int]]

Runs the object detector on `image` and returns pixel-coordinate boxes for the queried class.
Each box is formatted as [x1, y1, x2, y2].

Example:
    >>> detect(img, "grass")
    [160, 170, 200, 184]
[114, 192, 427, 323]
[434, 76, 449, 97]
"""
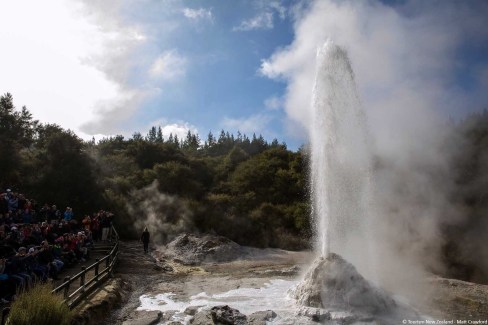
[6, 283, 72, 325]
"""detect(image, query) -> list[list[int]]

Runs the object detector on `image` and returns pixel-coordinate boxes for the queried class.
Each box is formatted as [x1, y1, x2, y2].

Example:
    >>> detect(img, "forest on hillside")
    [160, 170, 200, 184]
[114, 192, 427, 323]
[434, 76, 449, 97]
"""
[0, 93, 310, 250]
[1, 93, 487, 282]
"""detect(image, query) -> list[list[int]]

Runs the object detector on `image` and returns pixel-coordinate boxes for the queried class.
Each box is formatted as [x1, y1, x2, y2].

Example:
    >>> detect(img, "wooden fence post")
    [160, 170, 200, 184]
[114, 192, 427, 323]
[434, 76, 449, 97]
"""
[80, 266, 86, 293]
[94, 258, 100, 282]
[63, 276, 71, 300]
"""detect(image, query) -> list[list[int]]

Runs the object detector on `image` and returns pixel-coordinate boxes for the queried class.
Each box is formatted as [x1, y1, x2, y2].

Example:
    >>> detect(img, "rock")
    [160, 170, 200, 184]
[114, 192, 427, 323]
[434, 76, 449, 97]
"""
[161, 310, 177, 322]
[281, 265, 301, 276]
[297, 306, 332, 322]
[121, 310, 162, 325]
[72, 278, 128, 325]
[248, 310, 277, 324]
[292, 253, 397, 315]
[292, 254, 421, 324]
[161, 264, 174, 272]
[185, 305, 201, 316]
[297, 306, 363, 324]
[191, 309, 214, 325]
[164, 233, 244, 265]
[211, 305, 247, 325]
[167, 322, 183, 325]
[254, 265, 301, 277]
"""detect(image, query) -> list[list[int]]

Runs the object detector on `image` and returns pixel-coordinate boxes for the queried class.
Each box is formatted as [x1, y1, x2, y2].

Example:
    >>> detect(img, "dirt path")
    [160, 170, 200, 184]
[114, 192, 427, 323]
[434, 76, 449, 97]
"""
[104, 241, 173, 324]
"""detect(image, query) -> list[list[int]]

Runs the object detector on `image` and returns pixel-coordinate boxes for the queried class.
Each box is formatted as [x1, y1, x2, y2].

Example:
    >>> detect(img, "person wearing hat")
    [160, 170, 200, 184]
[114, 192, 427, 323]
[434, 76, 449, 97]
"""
[11, 247, 33, 289]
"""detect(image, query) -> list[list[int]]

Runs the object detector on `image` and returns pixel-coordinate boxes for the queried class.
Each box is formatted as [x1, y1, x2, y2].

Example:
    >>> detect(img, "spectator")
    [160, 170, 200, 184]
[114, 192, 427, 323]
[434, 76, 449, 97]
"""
[82, 215, 91, 231]
[0, 188, 116, 299]
[7, 192, 18, 212]
[22, 207, 32, 224]
[91, 213, 100, 242]
[0, 193, 8, 215]
[100, 213, 111, 241]
[17, 194, 26, 212]
[0, 258, 17, 303]
[37, 240, 59, 280]
[48, 205, 61, 224]
[63, 207, 73, 222]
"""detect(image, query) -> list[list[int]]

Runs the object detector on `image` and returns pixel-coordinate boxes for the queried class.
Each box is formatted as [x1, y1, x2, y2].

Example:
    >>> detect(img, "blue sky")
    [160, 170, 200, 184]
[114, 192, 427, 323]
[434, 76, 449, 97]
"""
[0, 0, 487, 150]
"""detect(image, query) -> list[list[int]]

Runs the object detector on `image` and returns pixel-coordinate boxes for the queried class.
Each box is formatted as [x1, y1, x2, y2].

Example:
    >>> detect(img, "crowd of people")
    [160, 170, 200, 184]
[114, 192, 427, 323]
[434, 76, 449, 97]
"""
[0, 189, 114, 304]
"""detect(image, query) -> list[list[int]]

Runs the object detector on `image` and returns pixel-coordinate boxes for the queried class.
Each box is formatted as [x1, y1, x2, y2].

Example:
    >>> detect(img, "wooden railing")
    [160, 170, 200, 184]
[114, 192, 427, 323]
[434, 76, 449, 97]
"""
[52, 225, 119, 308]
[1, 225, 119, 325]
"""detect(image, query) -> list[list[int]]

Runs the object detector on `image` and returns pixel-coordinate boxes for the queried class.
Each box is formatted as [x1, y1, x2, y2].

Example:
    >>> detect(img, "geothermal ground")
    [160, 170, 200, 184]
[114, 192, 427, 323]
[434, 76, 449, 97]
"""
[104, 236, 488, 325]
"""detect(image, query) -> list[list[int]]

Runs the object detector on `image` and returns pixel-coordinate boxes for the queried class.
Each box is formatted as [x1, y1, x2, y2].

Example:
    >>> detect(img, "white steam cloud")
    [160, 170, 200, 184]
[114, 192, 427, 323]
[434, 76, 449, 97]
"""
[128, 180, 194, 245]
[261, 0, 488, 298]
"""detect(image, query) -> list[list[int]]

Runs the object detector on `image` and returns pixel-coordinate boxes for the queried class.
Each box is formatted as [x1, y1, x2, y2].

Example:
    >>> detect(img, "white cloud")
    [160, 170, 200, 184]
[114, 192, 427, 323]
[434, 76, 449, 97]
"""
[0, 0, 193, 138]
[149, 50, 187, 81]
[81, 88, 160, 135]
[148, 119, 199, 141]
[0, 0, 120, 135]
[233, 12, 274, 31]
[264, 96, 282, 110]
[221, 113, 273, 135]
[268, 1, 287, 20]
[182, 8, 213, 21]
[234, 0, 287, 31]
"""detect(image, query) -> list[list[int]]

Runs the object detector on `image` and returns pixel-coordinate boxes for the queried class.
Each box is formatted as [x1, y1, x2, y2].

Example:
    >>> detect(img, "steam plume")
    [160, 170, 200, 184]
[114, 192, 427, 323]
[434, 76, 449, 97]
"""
[128, 180, 194, 244]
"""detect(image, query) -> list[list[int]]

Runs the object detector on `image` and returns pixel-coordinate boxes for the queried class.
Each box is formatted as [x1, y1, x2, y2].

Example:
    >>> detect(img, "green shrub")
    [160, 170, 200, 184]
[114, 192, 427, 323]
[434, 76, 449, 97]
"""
[7, 284, 72, 325]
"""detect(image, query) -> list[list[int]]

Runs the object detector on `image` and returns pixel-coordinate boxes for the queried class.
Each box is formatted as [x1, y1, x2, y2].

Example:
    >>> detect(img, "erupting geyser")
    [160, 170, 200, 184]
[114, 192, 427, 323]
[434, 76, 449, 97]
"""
[310, 41, 372, 258]
[294, 42, 419, 322]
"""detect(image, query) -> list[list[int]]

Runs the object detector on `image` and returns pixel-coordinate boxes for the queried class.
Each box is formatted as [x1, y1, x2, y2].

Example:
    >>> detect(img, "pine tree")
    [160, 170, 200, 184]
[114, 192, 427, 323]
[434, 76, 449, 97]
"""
[156, 126, 164, 143]
[207, 131, 215, 147]
[147, 126, 157, 142]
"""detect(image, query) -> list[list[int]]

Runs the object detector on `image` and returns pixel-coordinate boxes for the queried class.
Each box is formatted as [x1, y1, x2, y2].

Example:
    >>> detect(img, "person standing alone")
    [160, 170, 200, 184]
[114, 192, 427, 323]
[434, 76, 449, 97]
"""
[141, 227, 150, 254]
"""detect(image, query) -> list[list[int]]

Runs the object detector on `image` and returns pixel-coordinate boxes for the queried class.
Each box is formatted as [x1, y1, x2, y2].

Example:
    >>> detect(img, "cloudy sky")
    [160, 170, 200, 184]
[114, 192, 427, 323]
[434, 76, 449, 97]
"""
[0, 0, 487, 149]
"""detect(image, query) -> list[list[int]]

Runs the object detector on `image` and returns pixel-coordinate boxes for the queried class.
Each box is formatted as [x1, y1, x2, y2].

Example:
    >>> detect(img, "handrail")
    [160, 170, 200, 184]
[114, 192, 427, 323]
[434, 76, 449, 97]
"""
[1, 225, 119, 325]
[52, 225, 119, 308]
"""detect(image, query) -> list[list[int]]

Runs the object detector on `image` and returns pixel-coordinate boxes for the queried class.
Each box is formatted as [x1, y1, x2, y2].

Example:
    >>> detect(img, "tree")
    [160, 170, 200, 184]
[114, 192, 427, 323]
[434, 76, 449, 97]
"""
[127, 141, 184, 170]
[33, 125, 104, 214]
[0, 93, 38, 188]
[146, 126, 157, 142]
[148, 161, 204, 198]
[156, 126, 164, 143]
[206, 131, 215, 147]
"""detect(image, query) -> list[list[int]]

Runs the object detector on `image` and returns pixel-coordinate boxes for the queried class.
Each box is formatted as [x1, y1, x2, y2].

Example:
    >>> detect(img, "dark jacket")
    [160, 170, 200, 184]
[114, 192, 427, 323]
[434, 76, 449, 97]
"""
[141, 231, 150, 243]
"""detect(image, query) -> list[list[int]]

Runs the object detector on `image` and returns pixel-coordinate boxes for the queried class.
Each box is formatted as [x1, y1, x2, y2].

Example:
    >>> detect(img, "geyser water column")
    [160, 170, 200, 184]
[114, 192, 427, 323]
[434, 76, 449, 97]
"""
[310, 41, 372, 259]
[293, 43, 422, 322]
